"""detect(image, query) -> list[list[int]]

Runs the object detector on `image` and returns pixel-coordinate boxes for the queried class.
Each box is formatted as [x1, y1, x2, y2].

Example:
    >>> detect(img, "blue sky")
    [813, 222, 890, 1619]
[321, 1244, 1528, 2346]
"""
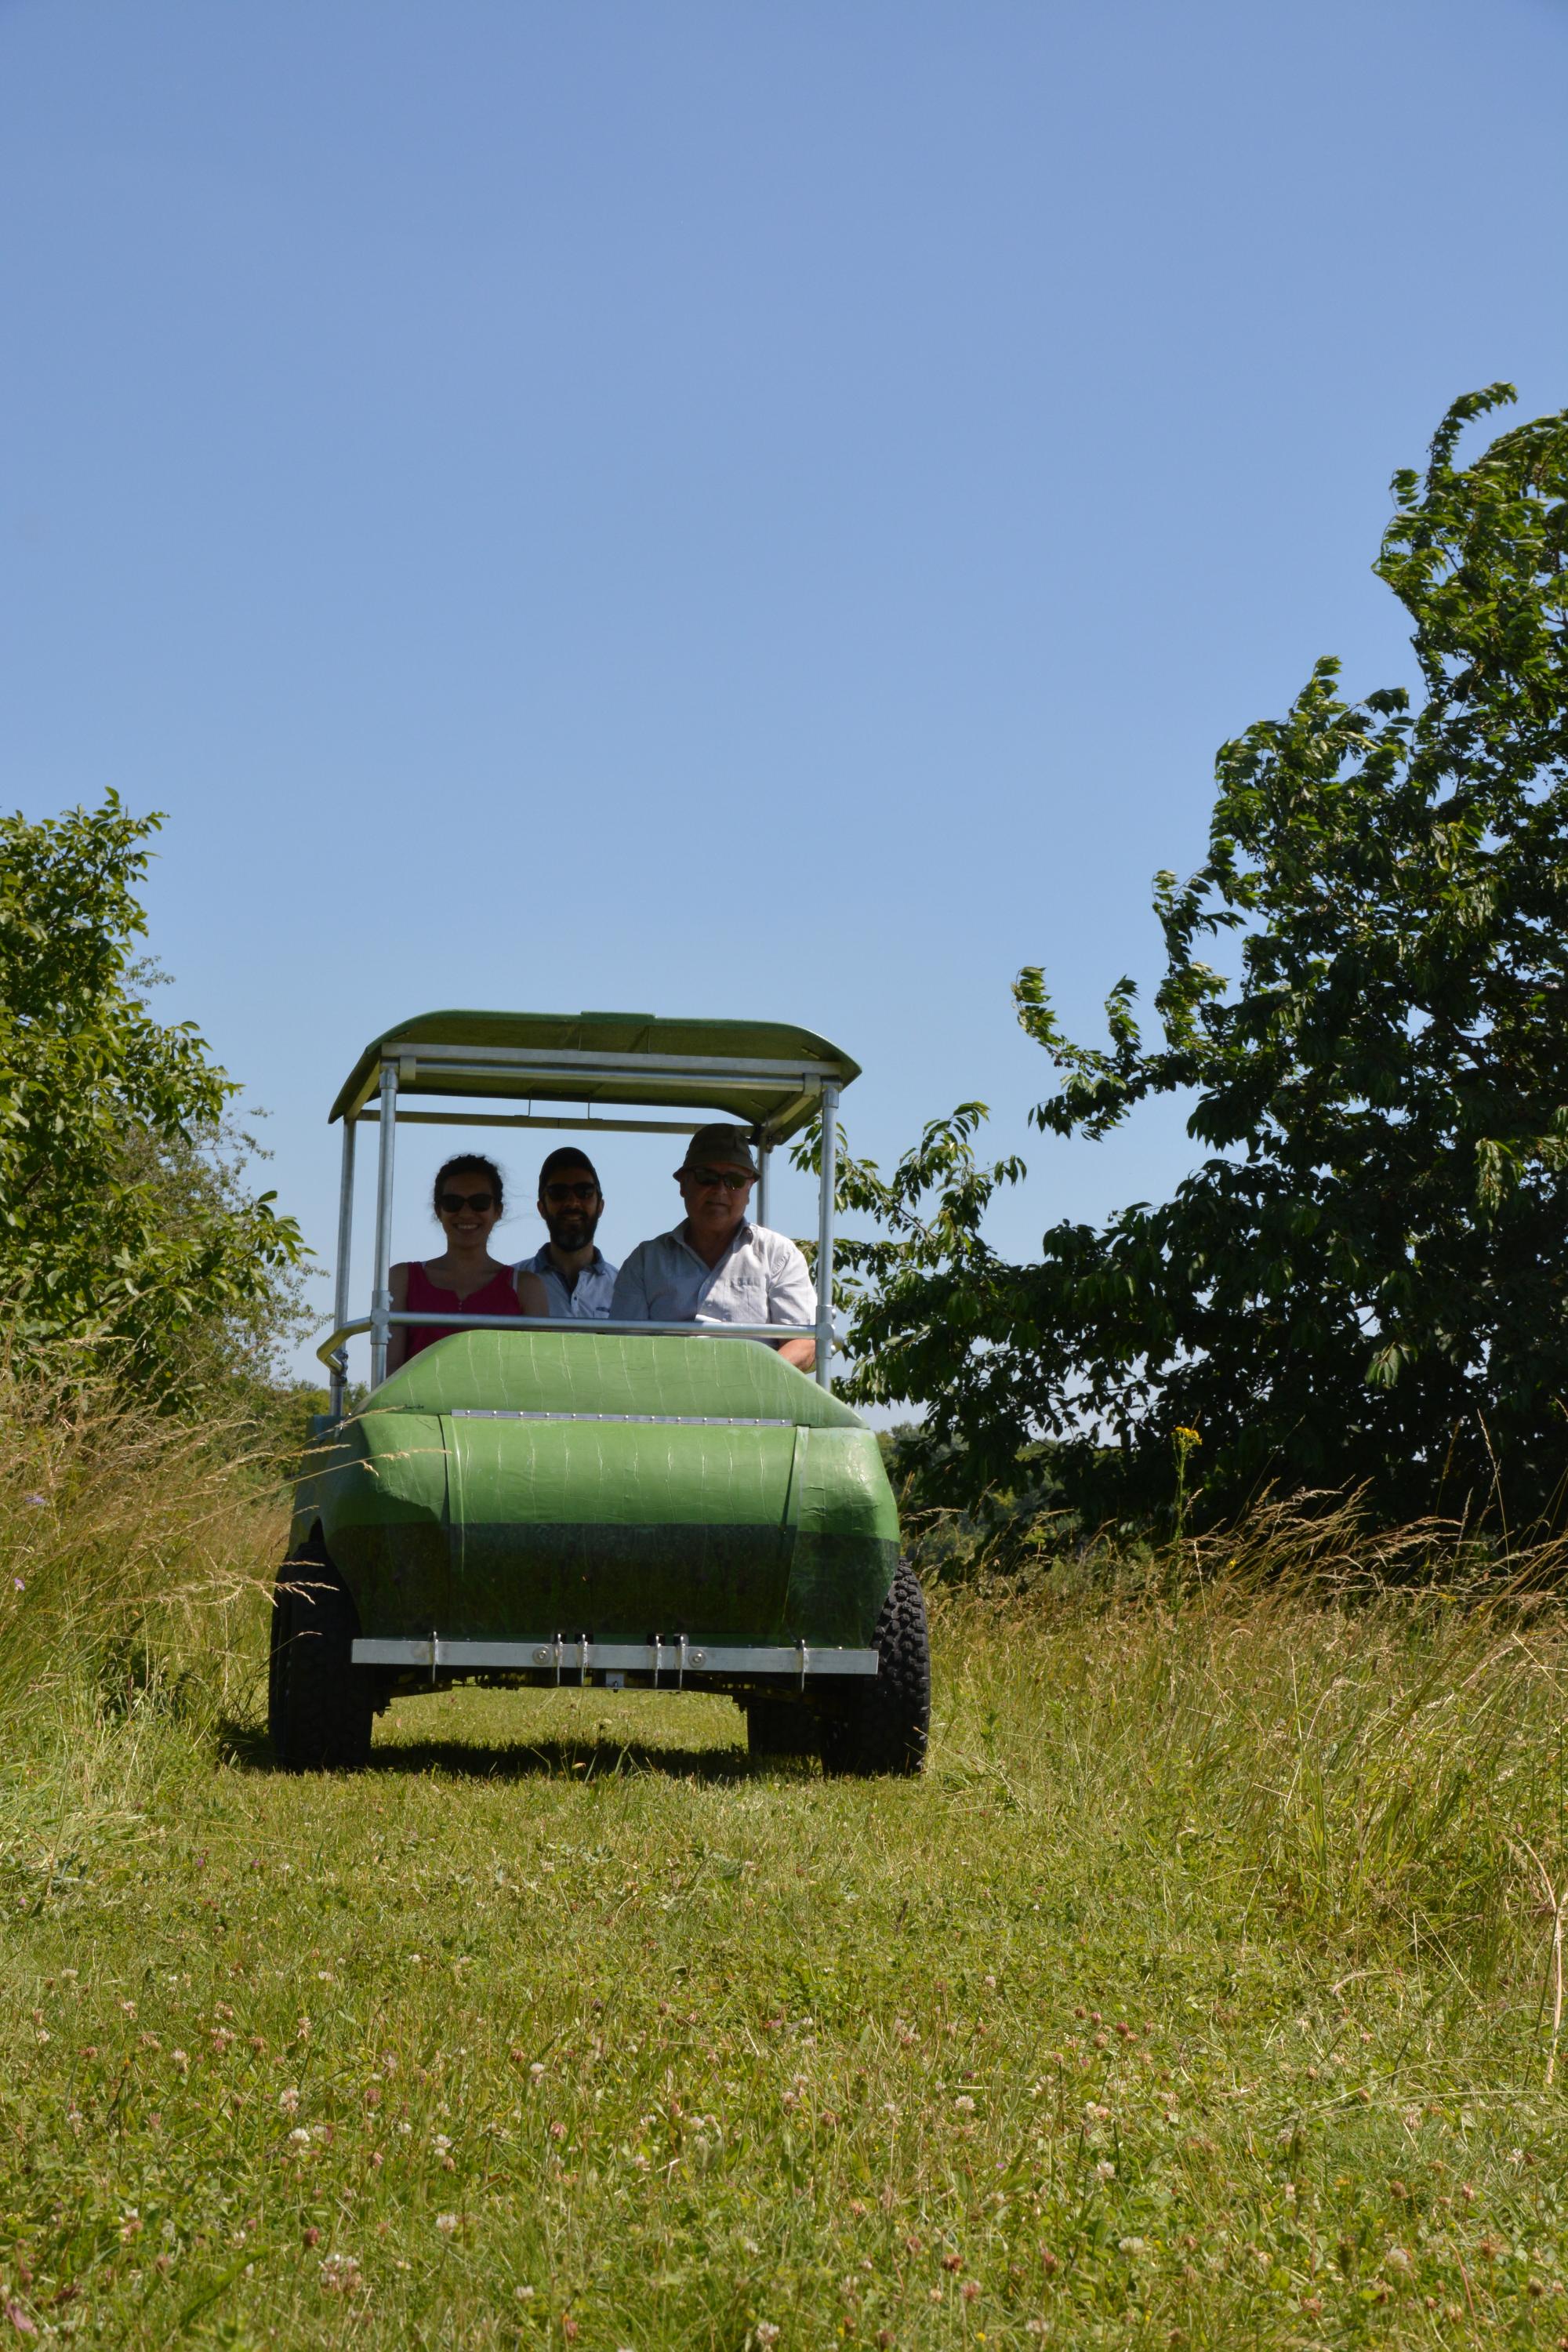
[3, 0, 1566, 1381]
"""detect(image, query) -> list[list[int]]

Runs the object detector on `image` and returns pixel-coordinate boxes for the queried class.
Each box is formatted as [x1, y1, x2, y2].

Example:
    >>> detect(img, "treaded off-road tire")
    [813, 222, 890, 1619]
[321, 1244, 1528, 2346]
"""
[818, 1560, 931, 1777]
[744, 1696, 819, 1761]
[268, 1537, 375, 1772]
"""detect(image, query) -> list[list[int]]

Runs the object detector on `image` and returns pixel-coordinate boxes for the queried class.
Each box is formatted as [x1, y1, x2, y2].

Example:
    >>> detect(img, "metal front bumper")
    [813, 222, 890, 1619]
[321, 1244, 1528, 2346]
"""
[351, 1634, 877, 1685]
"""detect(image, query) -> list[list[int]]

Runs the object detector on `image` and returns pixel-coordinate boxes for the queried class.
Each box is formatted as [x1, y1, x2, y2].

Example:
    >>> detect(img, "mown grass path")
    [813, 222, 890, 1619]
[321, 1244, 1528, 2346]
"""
[3, 1595, 1566, 2347]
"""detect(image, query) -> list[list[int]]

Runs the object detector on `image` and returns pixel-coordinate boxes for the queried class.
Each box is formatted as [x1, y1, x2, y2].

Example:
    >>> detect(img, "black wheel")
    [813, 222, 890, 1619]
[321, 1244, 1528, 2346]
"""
[744, 1696, 818, 1761]
[818, 1561, 931, 1777]
[268, 1537, 375, 1772]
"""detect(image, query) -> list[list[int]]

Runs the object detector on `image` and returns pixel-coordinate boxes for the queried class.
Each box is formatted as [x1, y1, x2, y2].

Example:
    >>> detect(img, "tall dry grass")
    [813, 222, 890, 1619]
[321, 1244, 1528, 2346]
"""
[940, 1490, 1568, 2010]
[0, 1351, 282, 1738]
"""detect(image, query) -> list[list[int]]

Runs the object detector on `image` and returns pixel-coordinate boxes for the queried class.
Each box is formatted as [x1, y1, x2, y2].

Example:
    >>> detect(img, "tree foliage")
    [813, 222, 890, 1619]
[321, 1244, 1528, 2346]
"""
[830, 388, 1568, 1528]
[0, 795, 307, 1406]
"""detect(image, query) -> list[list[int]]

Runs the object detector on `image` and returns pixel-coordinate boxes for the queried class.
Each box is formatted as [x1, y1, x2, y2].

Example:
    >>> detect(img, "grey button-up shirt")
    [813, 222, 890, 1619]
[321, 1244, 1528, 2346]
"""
[609, 1220, 816, 1337]
[515, 1245, 619, 1321]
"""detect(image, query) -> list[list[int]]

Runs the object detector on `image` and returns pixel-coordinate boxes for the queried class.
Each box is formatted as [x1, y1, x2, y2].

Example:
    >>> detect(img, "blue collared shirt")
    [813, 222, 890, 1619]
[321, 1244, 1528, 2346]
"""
[516, 1244, 619, 1320]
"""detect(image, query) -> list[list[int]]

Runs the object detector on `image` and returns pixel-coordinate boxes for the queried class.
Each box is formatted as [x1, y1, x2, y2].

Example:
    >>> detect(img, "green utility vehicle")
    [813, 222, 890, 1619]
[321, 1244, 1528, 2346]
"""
[270, 1011, 929, 1775]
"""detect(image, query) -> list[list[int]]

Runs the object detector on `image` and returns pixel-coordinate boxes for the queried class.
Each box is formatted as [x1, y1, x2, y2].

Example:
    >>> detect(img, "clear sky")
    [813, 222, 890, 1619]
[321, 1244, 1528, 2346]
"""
[3, 0, 1566, 1381]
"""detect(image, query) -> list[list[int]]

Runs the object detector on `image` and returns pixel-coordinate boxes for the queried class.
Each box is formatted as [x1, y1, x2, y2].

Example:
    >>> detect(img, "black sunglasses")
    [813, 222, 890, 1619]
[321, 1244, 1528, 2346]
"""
[543, 1181, 599, 1205]
[438, 1190, 495, 1214]
[685, 1166, 751, 1192]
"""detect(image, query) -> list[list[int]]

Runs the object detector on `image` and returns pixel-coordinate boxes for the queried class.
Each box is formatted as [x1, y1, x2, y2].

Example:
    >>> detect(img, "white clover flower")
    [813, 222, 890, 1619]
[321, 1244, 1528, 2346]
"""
[435, 2212, 459, 2235]
[278, 2087, 300, 2115]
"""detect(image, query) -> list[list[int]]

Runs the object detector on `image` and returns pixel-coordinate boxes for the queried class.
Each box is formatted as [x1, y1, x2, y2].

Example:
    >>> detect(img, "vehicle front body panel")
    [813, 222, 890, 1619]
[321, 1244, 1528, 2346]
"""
[290, 1331, 899, 1668]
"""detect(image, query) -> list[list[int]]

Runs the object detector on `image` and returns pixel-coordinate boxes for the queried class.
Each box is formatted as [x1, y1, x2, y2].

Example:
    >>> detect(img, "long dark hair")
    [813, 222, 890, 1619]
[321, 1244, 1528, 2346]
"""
[431, 1152, 506, 1218]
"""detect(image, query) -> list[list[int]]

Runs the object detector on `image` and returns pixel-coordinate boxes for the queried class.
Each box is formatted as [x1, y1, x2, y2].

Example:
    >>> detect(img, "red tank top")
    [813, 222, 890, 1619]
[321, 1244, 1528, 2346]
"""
[402, 1261, 524, 1359]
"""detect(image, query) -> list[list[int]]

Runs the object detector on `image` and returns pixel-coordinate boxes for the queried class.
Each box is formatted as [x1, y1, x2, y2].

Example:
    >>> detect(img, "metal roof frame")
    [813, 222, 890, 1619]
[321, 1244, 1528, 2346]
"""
[320, 1008, 852, 1411]
[330, 1010, 859, 1145]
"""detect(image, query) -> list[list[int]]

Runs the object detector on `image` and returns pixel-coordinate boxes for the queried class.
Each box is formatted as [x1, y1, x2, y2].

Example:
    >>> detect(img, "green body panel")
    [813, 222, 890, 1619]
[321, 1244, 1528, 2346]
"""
[368, 1327, 867, 1427]
[291, 1331, 899, 1650]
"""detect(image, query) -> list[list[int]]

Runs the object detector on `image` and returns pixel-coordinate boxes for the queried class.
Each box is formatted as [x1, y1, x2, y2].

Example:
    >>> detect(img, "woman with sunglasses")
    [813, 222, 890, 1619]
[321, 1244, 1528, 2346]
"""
[385, 1154, 549, 1372]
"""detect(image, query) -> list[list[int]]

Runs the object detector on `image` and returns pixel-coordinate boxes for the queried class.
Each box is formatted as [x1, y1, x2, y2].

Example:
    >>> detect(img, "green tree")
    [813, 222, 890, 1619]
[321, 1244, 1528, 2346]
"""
[835, 387, 1568, 1529]
[0, 795, 307, 1406]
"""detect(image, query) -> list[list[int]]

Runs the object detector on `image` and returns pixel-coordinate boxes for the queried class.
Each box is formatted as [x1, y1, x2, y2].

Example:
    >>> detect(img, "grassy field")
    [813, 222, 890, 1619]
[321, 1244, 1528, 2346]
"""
[5, 1484, 1568, 2352]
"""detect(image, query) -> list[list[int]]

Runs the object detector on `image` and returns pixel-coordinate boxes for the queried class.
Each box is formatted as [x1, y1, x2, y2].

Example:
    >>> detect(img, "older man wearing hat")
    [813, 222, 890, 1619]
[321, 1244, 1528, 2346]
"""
[609, 1123, 816, 1368]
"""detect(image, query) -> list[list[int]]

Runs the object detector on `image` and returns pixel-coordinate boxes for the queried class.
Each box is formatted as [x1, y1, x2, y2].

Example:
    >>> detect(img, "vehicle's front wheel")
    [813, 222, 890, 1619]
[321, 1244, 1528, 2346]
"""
[818, 1560, 931, 1777]
[268, 1538, 375, 1772]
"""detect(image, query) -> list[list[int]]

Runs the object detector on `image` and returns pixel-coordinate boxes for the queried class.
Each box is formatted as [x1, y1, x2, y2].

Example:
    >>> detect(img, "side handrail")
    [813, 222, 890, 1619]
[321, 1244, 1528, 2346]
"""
[316, 1311, 840, 1378]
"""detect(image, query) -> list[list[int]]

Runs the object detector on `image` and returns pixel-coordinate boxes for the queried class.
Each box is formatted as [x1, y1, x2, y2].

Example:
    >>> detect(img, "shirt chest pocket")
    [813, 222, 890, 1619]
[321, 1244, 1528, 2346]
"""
[715, 1272, 770, 1321]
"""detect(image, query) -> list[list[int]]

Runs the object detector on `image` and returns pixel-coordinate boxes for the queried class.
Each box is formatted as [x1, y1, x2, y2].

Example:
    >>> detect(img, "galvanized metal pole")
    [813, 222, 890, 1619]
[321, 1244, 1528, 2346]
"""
[755, 1137, 771, 1229]
[328, 1116, 357, 1419]
[815, 1084, 837, 1389]
[369, 1061, 398, 1388]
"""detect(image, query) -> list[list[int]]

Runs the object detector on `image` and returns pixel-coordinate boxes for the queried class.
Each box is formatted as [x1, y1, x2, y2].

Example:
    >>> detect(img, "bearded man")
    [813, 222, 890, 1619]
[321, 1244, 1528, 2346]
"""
[514, 1146, 618, 1319]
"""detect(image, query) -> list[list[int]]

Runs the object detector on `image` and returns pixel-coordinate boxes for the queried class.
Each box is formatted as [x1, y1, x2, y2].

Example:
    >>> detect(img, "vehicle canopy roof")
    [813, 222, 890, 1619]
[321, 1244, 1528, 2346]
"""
[329, 1009, 860, 1145]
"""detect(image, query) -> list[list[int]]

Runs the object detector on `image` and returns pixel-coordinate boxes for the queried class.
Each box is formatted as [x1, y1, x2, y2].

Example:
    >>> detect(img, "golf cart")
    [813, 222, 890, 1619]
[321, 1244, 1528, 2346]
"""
[270, 1011, 930, 1775]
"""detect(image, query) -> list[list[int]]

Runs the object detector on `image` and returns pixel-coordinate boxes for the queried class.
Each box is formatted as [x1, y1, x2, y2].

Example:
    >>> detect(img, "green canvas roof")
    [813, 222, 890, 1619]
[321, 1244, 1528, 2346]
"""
[329, 1009, 860, 1142]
